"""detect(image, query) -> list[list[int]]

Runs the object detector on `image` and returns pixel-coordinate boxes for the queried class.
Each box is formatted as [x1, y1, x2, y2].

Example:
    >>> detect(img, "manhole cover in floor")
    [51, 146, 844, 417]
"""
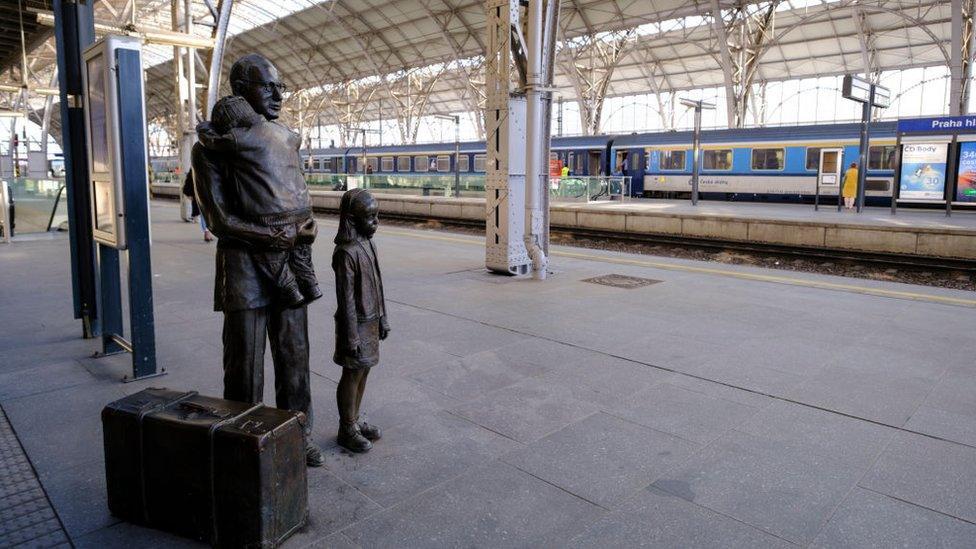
[582, 274, 662, 289]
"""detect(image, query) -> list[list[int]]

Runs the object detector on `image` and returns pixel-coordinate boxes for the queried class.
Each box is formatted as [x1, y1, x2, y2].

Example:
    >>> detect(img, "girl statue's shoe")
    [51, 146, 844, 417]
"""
[337, 421, 372, 453]
[358, 421, 381, 441]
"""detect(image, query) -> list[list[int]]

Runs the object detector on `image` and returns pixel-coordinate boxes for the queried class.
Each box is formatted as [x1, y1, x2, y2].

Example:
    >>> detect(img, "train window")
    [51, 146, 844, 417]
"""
[865, 178, 890, 192]
[381, 156, 394, 172]
[805, 148, 821, 170]
[366, 157, 379, 173]
[322, 158, 333, 172]
[474, 154, 486, 172]
[631, 153, 641, 170]
[397, 156, 410, 172]
[703, 149, 733, 170]
[437, 155, 451, 172]
[869, 145, 897, 170]
[415, 156, 429, 172]
[458, 154, 470, 172]
[614, 152, 629, 173]
[567, 152, 575, 172]
[660, 150, 686, 170]
[752, 148, 784, 170]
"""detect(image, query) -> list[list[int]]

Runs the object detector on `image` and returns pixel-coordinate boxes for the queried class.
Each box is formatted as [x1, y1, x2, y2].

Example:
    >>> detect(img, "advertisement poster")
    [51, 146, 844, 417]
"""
[956, 142, 976, 202]
[899, 143, 948, 200]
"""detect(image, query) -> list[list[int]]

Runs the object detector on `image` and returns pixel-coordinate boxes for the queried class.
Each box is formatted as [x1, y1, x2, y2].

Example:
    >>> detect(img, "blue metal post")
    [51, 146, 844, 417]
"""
[53, 0, 98, 338]
[116, 49, 158, 379]
[98, 245, 125, 356]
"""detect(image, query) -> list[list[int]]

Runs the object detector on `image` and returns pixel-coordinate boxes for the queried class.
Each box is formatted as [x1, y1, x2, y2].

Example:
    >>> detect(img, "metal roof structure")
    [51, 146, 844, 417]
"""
[0, 1, 52, 76]
[0, 0, 969, 145]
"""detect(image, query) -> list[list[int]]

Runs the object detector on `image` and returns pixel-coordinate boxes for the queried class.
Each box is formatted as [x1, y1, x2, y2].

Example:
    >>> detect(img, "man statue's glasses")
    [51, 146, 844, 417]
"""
[242, 79, 288, 94]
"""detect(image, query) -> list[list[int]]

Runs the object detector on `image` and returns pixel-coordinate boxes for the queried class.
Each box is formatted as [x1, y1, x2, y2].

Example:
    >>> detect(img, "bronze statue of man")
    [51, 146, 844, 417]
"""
[192, 53, 325, 467]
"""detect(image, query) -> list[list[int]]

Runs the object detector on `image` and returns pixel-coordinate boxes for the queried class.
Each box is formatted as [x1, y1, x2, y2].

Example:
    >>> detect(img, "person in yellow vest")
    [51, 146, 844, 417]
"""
[842, 162, 858, 210]
[561, 164, 570, 178]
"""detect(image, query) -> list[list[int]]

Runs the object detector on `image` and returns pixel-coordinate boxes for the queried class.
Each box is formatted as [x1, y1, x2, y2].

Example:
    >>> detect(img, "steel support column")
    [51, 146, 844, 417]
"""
[485, 0, 529, 275]
[709, 0, 737, 127]
[950, 0, 975, 115]
[172, 0, 197, 220]
[52, 0, 98, 338]
[484, 0, 558, 278]
[206, 0, 234, 115]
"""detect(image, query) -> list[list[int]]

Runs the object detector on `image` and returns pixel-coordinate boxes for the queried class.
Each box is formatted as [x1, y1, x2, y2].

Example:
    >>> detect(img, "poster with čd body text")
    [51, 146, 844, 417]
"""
[956, 142, 976, 202]
[899, 143, 948, 200]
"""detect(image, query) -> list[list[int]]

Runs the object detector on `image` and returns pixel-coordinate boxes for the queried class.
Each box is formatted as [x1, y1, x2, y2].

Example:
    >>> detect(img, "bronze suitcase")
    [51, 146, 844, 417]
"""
[102, 388, 308, 548]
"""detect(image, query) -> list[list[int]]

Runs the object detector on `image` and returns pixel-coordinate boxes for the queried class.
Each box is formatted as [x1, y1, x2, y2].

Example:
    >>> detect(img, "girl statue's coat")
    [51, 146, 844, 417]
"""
[332, 190, 389, 369]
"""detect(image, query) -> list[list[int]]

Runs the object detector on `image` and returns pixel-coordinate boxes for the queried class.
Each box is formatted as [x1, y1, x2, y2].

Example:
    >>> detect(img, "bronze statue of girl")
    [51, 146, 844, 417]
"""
[332, 189, 389, 452]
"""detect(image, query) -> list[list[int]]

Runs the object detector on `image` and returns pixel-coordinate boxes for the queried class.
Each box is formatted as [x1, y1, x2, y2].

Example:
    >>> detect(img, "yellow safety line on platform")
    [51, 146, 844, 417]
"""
[374, 227, 976, 308]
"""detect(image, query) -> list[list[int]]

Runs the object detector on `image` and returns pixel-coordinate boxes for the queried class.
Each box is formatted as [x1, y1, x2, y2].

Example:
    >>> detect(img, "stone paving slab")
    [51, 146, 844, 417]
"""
[1, 201, 975, 548]
[652, 430, 871, 545]
[502, 412, 699, 508]
[342, 462, 605, 548]
[810, 488, 976, 549]
[860, 432, 976, 524]
[567, 486, 793, 548]
[0, 407, 70, 548]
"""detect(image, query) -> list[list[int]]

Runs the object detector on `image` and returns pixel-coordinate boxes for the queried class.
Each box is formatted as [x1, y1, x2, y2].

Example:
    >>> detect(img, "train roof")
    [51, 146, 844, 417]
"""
[305, 121, 900, 157]
[309, 135, 613, 156]
[612, 121, 898, 147]
[312, 140, 485, 156]
[550, 135, 613, 149]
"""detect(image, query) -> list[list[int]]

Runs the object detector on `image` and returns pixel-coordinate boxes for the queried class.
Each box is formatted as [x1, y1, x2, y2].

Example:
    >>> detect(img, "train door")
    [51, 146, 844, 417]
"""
[614, 151, 628, 174]
[630, 149, 645, 196]
[588, 151, 602, 175]
[816, 148, 843, 206]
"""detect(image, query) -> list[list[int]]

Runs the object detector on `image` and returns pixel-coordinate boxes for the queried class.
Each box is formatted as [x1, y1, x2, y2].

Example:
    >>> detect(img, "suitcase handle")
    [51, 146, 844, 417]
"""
[178, 401, 220, 416]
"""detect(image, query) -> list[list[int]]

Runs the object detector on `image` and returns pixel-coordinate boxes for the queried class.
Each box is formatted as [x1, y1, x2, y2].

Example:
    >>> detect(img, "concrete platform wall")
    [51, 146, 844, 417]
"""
[150, 184, 976, 260]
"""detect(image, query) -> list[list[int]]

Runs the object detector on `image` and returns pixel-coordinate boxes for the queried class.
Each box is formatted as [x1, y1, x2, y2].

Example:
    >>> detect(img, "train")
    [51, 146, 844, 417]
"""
[301, 121, 899, 203]
[148, 121, 900, 203]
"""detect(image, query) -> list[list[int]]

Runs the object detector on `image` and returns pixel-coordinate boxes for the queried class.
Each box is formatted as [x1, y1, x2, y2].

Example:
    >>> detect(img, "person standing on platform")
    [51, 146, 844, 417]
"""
[181, 170, 214, 242]
[842, 162, 858, 210]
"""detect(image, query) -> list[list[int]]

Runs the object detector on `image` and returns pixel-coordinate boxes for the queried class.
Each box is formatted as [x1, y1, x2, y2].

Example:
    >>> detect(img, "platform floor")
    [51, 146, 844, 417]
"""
[578, 198, 976, 230]
[1, 200, 975, 548]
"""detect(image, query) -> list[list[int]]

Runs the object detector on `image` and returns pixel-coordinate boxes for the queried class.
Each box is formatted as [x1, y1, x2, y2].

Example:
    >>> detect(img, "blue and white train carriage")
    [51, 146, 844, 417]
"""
[611, 122, 898, 201]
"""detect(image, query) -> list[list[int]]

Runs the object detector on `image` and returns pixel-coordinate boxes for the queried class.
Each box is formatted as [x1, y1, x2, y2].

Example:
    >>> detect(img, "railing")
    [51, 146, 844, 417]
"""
[0, 177, 68, 236]
[305, 173, 631, 202]
[151, 171, 184, 185]
[551, 176, 631, 202]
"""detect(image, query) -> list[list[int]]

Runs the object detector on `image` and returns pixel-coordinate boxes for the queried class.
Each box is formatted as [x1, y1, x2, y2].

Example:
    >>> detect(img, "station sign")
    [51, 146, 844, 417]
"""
[897, 116, 976, 134]
[841, 75, 890, 108]
[899, 143, 948, 200]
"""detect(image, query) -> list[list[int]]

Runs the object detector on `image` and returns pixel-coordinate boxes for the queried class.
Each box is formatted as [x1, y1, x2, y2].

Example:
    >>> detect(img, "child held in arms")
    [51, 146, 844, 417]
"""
[199, 95, 321, 307]
[332, 189, 389, 453]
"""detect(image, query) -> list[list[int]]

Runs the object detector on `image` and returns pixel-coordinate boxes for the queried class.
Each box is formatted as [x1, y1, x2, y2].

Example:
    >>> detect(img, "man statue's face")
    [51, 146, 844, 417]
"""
[235, 59, 284, 120]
